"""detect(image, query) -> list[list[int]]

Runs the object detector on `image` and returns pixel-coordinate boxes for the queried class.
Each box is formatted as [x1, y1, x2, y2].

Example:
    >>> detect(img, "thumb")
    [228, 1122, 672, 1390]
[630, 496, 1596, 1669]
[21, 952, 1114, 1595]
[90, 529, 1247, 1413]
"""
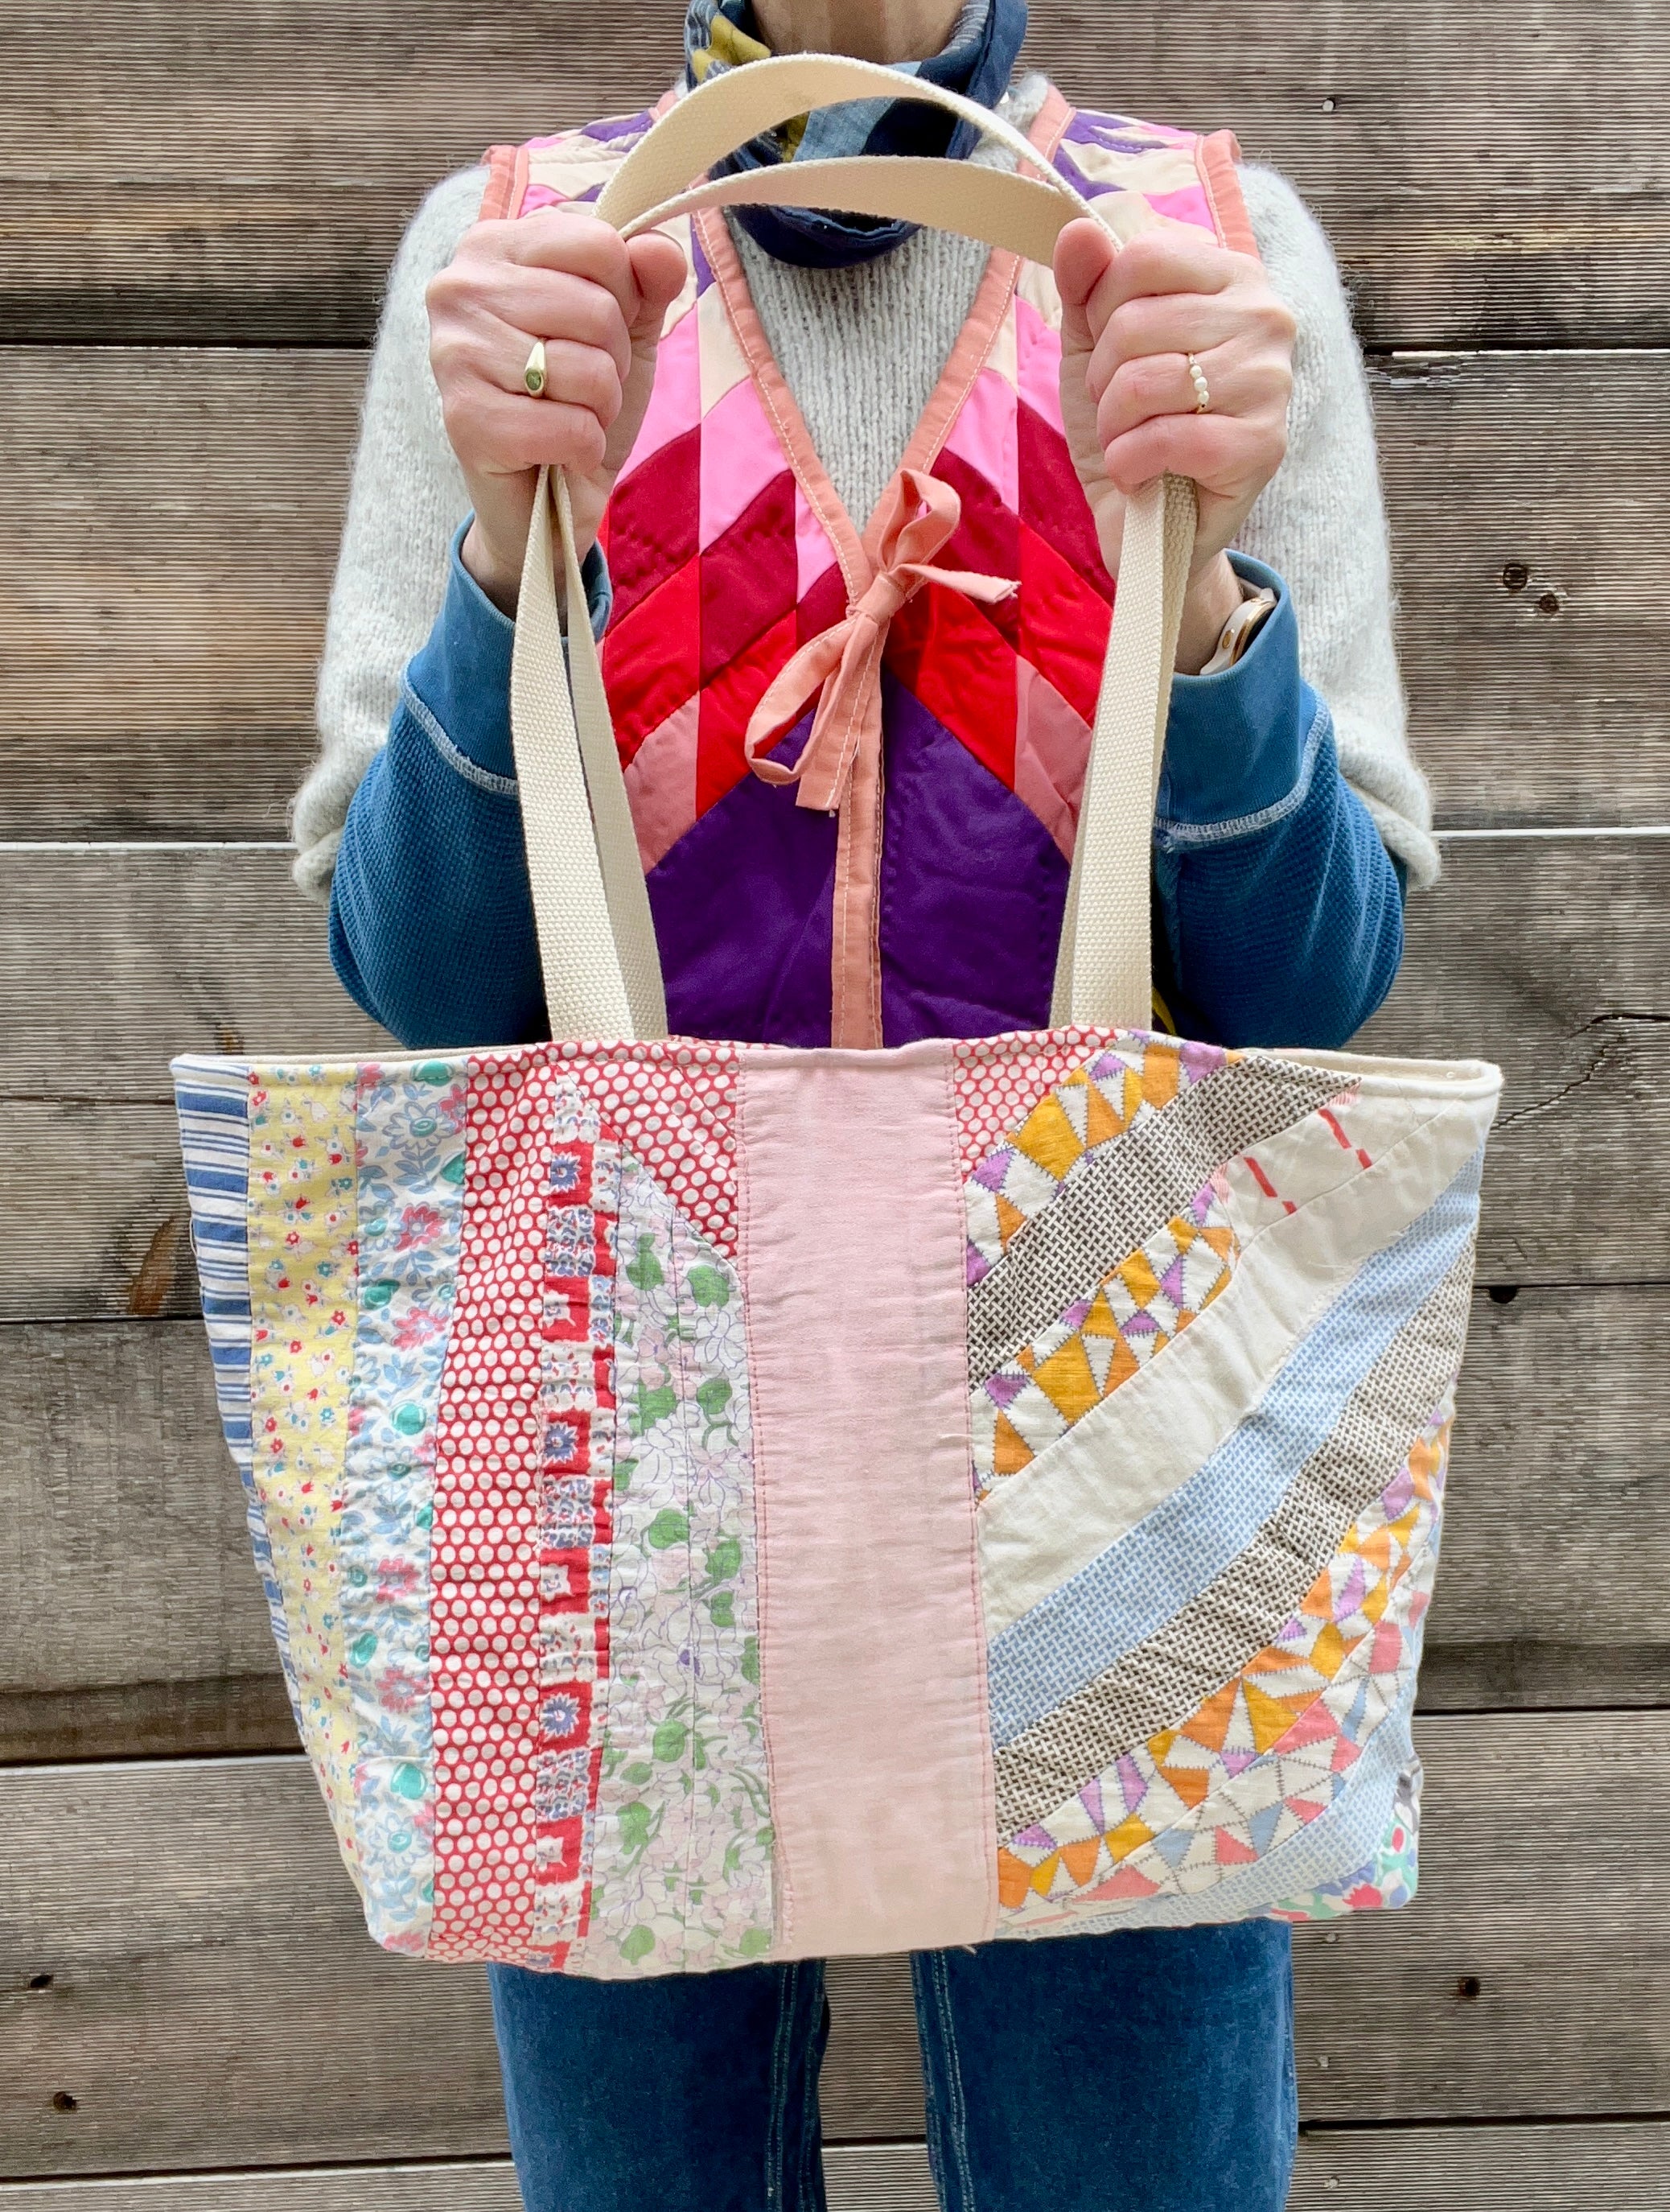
[624, 229, 689, 342]
[1053, 215, 1120, 357]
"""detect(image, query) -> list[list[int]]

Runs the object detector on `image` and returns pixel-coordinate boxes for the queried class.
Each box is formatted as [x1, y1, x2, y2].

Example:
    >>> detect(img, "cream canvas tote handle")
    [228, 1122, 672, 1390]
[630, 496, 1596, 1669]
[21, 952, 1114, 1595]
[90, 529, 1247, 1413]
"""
[508, 52, 1198, 1042]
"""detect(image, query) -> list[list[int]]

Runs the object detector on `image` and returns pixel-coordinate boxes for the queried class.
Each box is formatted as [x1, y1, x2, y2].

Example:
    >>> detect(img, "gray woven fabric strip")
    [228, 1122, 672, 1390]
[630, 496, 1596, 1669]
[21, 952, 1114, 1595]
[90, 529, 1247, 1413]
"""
[966, 1058, 1347, 1386]
[991, 1246, 1474, 1843]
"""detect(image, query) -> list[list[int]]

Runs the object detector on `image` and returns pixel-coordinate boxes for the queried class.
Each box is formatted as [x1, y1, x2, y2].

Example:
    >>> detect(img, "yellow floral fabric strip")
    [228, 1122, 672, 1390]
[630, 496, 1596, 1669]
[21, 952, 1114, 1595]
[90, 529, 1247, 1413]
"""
[246, 1064, 362, 1869]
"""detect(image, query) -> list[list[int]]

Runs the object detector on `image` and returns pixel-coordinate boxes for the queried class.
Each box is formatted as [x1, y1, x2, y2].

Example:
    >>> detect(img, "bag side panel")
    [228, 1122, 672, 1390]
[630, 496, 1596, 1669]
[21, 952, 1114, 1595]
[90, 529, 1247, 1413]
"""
[962, 1034, 1493, 1934]
[336, 1054, 471, 1955]
[245, 1064, 364, 1880]
[172, 1056, 305, 1731]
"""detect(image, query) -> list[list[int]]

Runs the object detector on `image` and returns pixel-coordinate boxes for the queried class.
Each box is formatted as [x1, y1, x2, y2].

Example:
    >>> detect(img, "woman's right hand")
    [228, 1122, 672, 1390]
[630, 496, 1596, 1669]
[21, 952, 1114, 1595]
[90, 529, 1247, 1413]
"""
[426, 209, 688, 616]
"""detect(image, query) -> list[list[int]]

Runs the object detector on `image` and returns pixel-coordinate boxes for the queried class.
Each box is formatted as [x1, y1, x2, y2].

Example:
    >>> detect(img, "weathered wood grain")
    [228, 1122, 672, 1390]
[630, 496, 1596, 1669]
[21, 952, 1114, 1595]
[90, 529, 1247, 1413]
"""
[0, 850, 385, 1107]
[0, 2170, 532, 2212]
[2, 1724, 1666, 2173]
[0, 1678, 298, 1769]
[821, 1715, 1670, 2141]
[0, 2130, 1660, 2210]
[1285, 2122, 1670, 2210]
[4, 1105, 206, 1325]
[3, 1285, 1664, 1763]
[1, 346, 356, 845]
[0, 2152, 949, 2212]
[5, 347, 1669, 839]
[2, 837, 1664, 1299]
[2, 1758, 508, 2178]
[0, 1320, 289, 1763]
[1417, 1280, 1670, 1712]
[1359, 831, 1670, 1287]
[2, 2, 1665, 347]
[1373, 352, 1670, 832]
[830, 2126, 1670, 2212]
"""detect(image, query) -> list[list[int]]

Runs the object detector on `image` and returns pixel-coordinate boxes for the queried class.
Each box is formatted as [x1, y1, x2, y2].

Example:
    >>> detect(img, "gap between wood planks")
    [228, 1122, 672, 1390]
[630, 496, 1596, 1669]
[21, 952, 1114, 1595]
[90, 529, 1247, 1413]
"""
[11, 2098, 1668, 2199]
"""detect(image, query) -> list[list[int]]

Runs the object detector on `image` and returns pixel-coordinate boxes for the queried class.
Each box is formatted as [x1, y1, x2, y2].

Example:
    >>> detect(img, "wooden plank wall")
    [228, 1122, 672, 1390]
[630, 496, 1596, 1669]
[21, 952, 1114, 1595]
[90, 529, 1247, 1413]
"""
[2, 2, 1667, 2204]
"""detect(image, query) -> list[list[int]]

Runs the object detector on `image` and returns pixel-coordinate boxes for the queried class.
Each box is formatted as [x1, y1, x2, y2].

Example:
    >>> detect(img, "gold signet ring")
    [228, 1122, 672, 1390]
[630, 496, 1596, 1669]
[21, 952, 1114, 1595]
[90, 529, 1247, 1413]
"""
[524, 338, 549, 398]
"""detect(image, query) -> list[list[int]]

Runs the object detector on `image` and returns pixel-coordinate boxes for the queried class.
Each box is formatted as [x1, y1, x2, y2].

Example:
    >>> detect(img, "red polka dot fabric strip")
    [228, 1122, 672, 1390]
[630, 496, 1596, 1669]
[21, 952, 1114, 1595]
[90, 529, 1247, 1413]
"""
[427, 1056, 557, 1963]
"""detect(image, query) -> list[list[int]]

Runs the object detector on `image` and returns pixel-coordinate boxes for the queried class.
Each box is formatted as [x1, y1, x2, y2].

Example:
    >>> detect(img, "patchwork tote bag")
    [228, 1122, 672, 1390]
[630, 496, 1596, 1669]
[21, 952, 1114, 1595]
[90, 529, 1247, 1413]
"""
[172, 56, 1503, 1977]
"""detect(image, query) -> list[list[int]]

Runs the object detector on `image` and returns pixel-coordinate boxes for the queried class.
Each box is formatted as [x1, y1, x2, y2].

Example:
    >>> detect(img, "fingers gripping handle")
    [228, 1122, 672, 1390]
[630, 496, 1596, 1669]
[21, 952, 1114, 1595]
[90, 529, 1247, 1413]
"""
[508, 54, 1199, 1042]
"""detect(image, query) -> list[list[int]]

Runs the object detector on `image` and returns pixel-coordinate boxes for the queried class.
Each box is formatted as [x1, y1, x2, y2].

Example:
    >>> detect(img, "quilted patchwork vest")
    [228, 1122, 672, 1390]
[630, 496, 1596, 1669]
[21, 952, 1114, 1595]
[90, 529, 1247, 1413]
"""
[481, 90, 1255, 1048]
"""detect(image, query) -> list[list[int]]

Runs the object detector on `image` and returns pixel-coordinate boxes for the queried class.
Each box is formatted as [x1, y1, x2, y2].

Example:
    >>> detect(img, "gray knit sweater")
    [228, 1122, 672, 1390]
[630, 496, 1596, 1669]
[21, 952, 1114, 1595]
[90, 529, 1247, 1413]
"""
[291, 73, 1436, 898]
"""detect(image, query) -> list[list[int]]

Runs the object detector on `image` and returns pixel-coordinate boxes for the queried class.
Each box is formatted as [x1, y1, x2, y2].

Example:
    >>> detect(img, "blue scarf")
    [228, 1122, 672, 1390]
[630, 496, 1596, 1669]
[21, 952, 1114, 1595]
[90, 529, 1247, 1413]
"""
[683, 0, 1030, 269]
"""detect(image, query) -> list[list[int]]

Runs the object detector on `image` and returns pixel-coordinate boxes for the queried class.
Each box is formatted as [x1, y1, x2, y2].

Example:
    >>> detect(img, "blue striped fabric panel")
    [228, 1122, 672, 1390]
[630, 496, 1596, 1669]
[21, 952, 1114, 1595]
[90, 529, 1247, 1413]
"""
[172, 1054, 302, 1720]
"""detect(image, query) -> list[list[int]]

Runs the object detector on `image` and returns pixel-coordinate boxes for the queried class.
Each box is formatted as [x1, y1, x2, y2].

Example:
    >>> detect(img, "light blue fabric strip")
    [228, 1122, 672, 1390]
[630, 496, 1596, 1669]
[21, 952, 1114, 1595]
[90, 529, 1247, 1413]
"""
[336, 1058, 468, 1953]
[988, 1148, 1483, 1745]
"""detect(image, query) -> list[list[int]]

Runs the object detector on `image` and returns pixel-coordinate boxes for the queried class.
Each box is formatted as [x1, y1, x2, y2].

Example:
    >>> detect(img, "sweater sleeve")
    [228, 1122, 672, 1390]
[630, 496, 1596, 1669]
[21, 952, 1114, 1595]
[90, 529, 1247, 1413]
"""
[1233, 163, 1438, 891]
[328, 516, 611, 1051]
[290, 163, 492, 902]
[1150, 554, 1405, 1052]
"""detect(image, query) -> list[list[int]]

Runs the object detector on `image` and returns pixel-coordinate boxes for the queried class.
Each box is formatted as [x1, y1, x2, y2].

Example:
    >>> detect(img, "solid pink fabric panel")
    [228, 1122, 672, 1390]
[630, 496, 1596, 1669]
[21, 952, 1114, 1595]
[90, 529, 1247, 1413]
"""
[737, 1042, 997, 1958]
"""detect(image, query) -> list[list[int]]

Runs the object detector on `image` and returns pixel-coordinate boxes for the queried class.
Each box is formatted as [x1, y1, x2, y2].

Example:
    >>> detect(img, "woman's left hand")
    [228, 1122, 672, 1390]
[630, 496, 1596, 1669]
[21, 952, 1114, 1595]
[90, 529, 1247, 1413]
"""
[1054, 218, 1296, 673]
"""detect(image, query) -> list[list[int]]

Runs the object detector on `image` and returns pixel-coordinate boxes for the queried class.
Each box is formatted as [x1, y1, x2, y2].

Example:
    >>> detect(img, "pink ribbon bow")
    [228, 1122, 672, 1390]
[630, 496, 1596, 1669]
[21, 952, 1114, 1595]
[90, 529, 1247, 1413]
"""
[744, 468, 1018, 813]
[742, 468, 1018, 1048]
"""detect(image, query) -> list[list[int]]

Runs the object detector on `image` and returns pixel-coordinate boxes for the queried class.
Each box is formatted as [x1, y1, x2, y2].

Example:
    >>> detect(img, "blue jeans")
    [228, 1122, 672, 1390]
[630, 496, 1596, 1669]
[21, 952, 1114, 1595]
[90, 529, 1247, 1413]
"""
[488, 1918, 1298, 2212]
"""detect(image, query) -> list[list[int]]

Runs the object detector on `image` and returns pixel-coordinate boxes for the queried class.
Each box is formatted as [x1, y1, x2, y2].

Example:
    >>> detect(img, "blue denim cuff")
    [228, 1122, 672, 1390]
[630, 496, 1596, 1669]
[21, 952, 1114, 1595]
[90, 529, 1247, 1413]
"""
[404, 514, 614, 783]
[1157, 554, 1314, 834]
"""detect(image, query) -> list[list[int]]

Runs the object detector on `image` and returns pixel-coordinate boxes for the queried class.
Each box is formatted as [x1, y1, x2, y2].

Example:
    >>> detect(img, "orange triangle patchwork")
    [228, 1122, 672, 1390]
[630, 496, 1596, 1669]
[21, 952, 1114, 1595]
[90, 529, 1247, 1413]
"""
[1356, 1526, 1394, 1576]
[993, 1413, 1032, 1477]
[1158, 1762, 1211, 1809]
[1103, 1814, 1154, 1863]
[1013, 1094, 1084, 1180]
[1029, 1852, 1062, 1897]
[1181, 1679, 1238, 1753]
[1141, 1047, 1182, 1110]
[1301, 1580, 1337, 1619]
[1244, 1679, 1306, 1757]
[997, 1849, 1032, 1910]
[1060, 1838, 1103, 1887]
[1083, 1076, 1125, 1150]
[1033, 1337, 1101, 1423]
[1409, 1426, 1449, 1492]
[1101, 1331, 1140, 1395]
[995, 1193, 1026, 1249]
[1309, 1621, 1355, 1679]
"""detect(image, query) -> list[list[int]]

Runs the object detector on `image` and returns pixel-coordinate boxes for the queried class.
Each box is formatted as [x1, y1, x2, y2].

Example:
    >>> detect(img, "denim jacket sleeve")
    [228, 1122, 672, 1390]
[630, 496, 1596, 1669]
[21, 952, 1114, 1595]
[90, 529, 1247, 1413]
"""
[1150, 554, 1406, 1052]
[328, 515, 611, 1050]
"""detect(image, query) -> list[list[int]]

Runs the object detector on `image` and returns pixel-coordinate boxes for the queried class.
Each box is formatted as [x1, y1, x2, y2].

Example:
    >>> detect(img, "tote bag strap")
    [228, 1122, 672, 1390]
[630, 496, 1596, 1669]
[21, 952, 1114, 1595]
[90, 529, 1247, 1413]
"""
[508, 52, 1198, 1041]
